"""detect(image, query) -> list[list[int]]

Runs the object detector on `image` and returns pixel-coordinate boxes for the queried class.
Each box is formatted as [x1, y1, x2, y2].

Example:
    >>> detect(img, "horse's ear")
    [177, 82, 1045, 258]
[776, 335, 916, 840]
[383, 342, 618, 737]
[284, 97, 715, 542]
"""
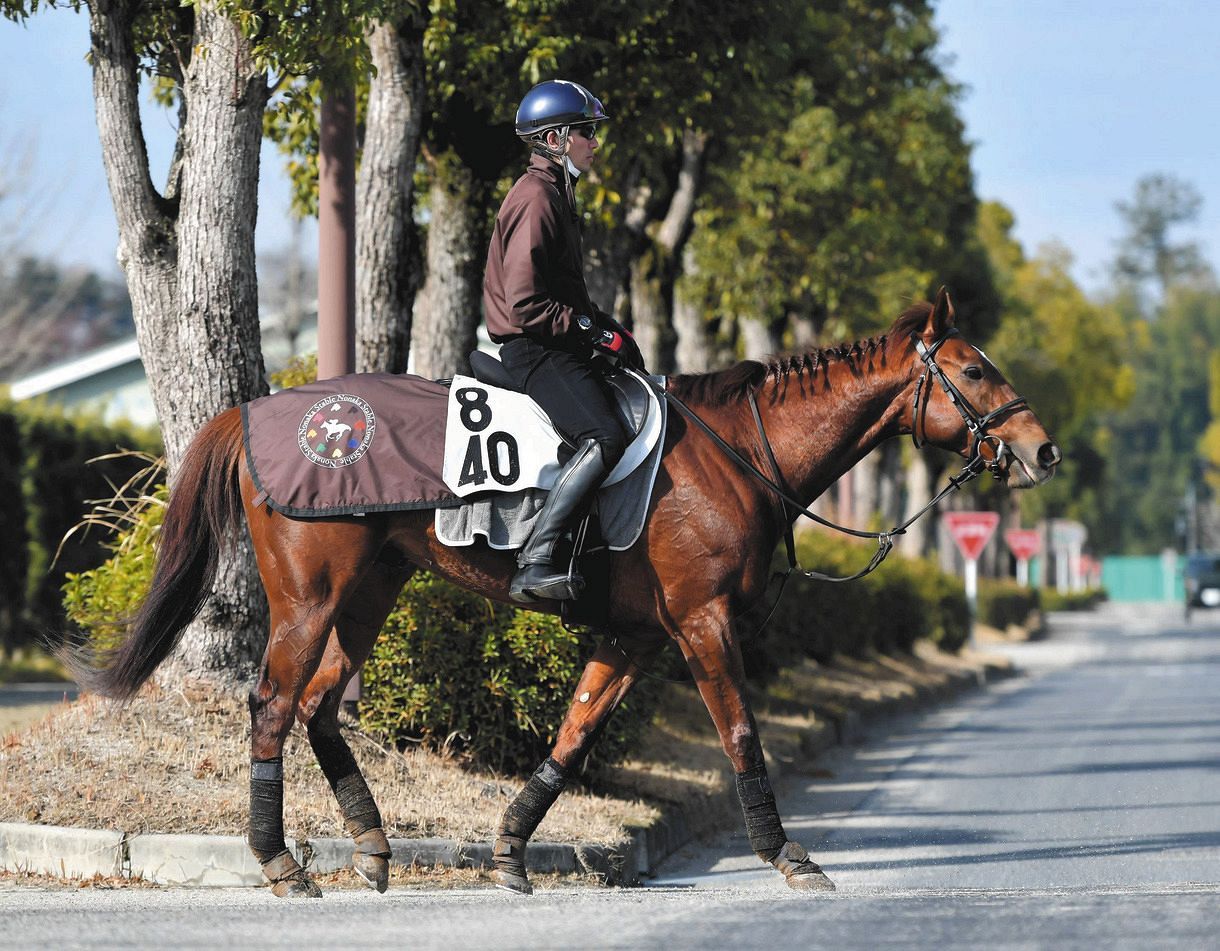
[926, 285, 956, 336]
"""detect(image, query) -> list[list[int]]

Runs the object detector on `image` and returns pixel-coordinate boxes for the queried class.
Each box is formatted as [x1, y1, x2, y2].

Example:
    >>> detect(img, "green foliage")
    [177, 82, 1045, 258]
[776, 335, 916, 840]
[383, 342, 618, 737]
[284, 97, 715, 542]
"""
[747, 530, 970, 680]
[1098, 285, 1220, 552]
[0, 645, 70, 684]
[0, 408, 28, 642]
[270, 352, 318, 389]
[1040, 588, 1108, 612]
[217, 0, 419, 85]
[62, 483, 167, 656]
[686, 1, 984, 344]
[1113, 173, 1209, 305]
[978, 205, 1134, 536]
[359, 573, 658, 774]
[977, 579, 1040, 632]
[0, 398, 160, 649]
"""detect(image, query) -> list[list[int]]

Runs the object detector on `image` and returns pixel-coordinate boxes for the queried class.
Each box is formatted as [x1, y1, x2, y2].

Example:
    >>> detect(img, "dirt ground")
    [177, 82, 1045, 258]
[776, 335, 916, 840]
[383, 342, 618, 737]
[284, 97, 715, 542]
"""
[0, 641, 1009, 863]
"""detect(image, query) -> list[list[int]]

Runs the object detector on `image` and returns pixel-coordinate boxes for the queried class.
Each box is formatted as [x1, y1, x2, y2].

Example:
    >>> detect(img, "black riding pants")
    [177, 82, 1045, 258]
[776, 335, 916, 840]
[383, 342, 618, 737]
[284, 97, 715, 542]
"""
[498, 336, 627, 466]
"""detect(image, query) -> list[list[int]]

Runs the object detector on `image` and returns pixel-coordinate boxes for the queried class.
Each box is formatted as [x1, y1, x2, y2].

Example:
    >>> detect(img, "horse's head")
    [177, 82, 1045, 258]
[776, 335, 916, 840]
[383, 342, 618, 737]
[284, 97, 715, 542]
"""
[903, 288, 1060, 489]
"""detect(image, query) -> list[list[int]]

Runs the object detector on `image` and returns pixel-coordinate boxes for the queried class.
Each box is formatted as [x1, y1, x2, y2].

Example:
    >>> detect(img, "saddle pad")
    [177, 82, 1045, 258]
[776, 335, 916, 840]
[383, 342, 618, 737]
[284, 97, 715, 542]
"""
[242, 372, 463, 517]
[441, 370, 666, 497]
[433, 400, 666, 552]
[442, 375, 566, 497]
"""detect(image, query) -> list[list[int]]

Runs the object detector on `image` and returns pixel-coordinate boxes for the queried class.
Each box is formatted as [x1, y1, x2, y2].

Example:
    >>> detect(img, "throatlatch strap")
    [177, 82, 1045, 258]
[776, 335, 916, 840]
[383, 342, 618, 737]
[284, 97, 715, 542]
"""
[249, 757, 287, 863]
[735, 764, 787, 862]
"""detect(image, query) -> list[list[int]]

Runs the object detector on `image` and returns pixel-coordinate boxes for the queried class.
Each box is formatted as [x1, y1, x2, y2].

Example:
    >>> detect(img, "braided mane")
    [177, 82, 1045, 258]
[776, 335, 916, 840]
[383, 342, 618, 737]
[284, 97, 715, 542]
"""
[670, 302, 933, 407]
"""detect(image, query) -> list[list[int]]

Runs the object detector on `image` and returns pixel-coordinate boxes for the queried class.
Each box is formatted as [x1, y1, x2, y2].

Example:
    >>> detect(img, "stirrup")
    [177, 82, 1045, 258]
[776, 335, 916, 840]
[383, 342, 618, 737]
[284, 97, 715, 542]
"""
[509, 564, 585, 603]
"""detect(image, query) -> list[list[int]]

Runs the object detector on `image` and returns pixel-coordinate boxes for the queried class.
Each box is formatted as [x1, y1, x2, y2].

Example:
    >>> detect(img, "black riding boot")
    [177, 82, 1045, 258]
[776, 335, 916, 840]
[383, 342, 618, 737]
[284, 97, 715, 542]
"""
[510, 439, 607, 603]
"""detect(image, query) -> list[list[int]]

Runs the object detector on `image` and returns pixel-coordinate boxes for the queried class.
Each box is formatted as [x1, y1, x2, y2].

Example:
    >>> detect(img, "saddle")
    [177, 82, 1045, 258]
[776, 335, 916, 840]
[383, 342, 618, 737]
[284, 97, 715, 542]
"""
[467, 351, 656, 452]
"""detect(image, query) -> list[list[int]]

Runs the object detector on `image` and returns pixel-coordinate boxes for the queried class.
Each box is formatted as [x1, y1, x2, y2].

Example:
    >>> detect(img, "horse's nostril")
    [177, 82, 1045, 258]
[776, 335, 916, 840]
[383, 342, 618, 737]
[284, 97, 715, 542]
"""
[1038, 442, 1061, 469]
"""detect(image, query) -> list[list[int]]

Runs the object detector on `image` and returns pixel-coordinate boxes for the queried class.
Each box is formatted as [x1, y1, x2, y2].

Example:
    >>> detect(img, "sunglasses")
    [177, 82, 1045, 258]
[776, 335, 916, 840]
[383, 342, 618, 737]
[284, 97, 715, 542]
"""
[572, 124, 600, 140]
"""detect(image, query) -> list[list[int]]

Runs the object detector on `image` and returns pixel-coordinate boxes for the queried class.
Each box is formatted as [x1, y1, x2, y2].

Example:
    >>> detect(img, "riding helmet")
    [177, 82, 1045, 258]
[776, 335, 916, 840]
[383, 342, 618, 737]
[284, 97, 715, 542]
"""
[514, 80, 608, 139]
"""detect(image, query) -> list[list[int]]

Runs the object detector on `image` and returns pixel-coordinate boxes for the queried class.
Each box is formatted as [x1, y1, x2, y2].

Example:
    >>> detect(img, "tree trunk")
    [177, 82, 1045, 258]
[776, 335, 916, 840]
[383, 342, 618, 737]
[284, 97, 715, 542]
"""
[355, 16, 425, 374]
[898, 452, 936, 557]
[89, 0, 270, 685]
[740, 314, 782, 360]
[851, 452, 880, 530]
[876, 441, 904, 528]
[411, 149, 487, 379]
[673, 244, 713, 372]
[628, 129, 707, 374]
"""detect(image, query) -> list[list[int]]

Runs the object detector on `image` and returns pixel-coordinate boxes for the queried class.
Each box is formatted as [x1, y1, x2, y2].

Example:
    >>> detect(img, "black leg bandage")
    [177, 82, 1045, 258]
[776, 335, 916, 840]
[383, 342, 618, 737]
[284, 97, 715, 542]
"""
[309, 731, 383, 839]
[493, 758, 570, 884]
[498, 758, 569, 842]
[736, 764, 787, 863]
[249, 757, 289, 865]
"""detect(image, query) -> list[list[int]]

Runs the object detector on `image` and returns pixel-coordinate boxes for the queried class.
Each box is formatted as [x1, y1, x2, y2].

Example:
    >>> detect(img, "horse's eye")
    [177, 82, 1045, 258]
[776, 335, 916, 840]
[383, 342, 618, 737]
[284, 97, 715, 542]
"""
[963, 366, 984, 381]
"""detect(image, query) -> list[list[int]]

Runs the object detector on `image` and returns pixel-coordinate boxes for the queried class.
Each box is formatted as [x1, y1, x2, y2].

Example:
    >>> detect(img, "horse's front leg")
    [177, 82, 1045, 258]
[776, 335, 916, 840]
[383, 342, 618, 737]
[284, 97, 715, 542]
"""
[679, 597, 835, 892]
[491, 637, 658, 895]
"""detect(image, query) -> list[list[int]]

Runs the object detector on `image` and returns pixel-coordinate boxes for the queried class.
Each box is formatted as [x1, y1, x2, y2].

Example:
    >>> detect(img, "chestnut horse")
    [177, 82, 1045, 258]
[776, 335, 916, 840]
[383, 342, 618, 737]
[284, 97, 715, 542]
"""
[75, 289, 1059, 897]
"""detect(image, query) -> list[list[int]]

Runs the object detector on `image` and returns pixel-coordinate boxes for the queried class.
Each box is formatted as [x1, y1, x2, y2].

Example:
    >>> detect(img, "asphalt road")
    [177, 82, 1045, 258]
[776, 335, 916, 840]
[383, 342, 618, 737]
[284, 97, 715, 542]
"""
[2, 604, 1217, 949]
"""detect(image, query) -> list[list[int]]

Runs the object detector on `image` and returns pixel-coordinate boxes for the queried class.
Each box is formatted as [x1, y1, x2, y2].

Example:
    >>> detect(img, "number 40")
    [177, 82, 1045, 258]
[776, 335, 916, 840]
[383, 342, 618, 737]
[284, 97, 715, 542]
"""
[456, 387, 521, 488]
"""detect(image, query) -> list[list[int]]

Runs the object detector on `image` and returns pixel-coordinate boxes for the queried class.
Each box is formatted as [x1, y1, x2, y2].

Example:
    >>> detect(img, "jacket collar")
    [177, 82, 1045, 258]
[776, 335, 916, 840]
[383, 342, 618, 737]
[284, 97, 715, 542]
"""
[527, 151, 567, 185]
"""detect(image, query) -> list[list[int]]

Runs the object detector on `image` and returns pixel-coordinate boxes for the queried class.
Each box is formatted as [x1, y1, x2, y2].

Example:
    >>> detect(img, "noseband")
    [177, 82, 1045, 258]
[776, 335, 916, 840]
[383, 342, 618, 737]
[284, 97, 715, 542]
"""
[912, 329, 1029, 479]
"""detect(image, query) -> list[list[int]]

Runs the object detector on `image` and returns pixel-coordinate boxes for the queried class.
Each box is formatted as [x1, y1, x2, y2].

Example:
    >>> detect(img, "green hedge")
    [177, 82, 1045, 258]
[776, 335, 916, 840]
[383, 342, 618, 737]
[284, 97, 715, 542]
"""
[745, 531, 971, 680]
[1040, 587, 1108, 611]
[0, 409, 28, 642]
[62, 483, 166, 655]
[977, 579, 1041, 631]
[0, 399, 159, 649]
[360, 574, 658, 774]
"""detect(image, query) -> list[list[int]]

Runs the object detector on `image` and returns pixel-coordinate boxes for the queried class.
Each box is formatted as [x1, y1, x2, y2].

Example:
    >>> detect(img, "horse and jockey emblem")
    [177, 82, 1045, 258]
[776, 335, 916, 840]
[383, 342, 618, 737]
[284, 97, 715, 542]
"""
[297, 394, 376, 468]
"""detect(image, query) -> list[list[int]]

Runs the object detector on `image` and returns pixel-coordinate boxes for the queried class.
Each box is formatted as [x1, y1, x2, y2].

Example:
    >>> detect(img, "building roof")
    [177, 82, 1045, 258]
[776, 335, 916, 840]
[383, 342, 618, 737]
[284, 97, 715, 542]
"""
[8, 337, 144, 401]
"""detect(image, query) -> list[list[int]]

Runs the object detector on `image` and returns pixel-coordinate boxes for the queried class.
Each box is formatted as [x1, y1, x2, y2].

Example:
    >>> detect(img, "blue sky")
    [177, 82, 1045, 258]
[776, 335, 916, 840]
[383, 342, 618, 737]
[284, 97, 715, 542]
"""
[1, 1, 1218, 294]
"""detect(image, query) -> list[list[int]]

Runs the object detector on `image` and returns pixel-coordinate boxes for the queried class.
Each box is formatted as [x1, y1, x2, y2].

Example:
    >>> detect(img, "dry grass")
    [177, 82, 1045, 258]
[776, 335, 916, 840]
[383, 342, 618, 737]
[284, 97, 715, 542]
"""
[0, 682, 656, 847]
[0, 644, 1001, 864]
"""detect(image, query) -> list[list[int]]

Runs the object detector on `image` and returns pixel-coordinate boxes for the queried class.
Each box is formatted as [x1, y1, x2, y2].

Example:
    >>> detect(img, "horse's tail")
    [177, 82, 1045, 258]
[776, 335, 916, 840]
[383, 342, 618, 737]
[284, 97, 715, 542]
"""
[69, 407, 247, 701]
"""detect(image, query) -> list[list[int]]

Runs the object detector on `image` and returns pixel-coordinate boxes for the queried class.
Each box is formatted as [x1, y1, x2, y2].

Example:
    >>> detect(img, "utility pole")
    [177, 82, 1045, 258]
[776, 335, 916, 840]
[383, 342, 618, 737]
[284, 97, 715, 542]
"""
[317, 85, 359, 707]
[316, 88, 357, 381]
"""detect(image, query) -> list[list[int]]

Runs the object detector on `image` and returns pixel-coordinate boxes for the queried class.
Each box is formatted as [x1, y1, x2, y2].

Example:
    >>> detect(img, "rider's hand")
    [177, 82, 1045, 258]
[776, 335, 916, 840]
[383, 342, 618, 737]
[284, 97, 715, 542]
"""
[587, 313, 647, 372]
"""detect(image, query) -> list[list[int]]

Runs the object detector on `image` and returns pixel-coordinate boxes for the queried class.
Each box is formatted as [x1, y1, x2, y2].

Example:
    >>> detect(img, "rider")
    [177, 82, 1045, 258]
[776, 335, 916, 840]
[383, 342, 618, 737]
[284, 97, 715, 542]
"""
[483, 79, 645, 604]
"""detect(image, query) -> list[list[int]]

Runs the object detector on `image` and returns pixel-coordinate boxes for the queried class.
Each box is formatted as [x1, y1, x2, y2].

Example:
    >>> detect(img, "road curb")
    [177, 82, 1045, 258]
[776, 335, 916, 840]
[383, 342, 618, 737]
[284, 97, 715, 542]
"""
[0, 653, 1007, 887]
[0, 822, 647, 887]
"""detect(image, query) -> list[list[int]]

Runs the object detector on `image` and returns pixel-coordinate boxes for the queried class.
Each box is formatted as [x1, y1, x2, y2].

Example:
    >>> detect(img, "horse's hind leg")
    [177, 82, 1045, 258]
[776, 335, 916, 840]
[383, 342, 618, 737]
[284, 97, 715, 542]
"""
[491, 637, 659, 895]
[677, 598, 834, 892]
[296, 556, 414, 893]
[245, 516, 387, 898]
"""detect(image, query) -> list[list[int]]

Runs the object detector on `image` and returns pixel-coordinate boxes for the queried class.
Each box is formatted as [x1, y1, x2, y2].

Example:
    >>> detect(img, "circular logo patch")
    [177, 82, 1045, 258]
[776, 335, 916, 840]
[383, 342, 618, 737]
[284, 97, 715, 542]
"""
[297, 394, 376, 468]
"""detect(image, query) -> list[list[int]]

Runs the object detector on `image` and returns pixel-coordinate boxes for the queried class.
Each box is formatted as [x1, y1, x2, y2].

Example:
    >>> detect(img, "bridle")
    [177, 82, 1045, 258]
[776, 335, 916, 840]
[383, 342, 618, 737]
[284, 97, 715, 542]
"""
[649, 327, 1033, 591]
[912, 329, 1029, 479]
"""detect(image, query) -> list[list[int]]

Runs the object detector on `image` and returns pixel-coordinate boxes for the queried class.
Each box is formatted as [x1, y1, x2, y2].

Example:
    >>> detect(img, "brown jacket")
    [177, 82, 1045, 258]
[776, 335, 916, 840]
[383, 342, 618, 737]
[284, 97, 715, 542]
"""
[483, 153, 596, 346]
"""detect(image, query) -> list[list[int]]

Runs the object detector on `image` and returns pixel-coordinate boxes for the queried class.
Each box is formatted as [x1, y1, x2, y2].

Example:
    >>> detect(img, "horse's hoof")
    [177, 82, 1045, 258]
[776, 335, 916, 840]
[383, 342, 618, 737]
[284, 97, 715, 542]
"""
[270, 872, 323, 898]
[353, 853, 390, 894]
[491, 867, 534, 895]
[785, 869, 836, 892]
[771, 840, 835, 893]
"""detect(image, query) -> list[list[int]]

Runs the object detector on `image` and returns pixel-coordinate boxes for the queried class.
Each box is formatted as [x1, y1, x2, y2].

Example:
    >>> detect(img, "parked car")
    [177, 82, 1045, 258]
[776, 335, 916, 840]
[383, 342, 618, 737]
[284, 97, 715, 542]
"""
[1183, 553, 1220, 621]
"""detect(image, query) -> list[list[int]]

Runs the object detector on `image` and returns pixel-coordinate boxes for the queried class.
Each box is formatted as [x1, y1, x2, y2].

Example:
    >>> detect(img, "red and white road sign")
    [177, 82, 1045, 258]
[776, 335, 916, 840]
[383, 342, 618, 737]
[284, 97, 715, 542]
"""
[943, 511, 1000, 561]
[1004, 528, 1041, 561]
